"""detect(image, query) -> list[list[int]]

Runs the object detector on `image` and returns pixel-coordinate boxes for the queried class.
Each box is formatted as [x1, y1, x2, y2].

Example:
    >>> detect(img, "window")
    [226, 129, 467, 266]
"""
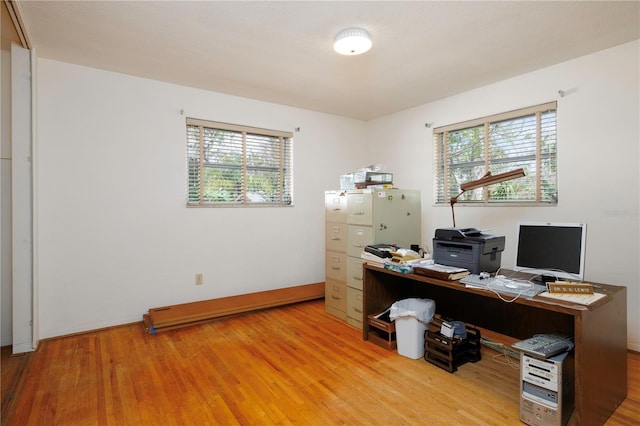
[434, 102, 557, 205]
[187, 118, 293, 207]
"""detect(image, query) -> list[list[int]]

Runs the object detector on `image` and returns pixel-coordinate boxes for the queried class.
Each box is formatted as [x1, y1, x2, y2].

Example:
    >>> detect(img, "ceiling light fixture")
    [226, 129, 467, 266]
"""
[333, 28, 372, 56]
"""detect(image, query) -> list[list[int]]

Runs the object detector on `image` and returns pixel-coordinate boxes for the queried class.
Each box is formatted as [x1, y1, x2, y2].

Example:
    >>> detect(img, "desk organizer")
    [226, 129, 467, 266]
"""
[367, 309, 397, 350]
[424, 317, 481, 373]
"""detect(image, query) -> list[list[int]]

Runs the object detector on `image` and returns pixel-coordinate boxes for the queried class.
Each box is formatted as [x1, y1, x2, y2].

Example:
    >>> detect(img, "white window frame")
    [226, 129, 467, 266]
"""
[433, 101, 557, 206]
[186, 118, 293, 207]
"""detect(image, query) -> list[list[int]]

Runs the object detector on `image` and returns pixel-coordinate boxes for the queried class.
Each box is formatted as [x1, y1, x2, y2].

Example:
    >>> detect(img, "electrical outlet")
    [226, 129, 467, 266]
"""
[195, 273, 203, 285]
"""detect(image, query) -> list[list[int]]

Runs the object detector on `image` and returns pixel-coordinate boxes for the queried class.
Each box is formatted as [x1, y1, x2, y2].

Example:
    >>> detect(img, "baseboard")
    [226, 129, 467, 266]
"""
[147, 282, 325, 332]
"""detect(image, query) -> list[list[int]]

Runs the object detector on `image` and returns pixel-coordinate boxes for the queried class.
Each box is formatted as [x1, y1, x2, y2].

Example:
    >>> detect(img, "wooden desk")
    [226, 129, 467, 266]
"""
[362, 264, 627, 426]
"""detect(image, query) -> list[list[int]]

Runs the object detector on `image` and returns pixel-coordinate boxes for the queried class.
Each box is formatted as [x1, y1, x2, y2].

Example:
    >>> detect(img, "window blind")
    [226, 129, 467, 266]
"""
[434, 102, 557, 205]
[187, 118, 293, 207]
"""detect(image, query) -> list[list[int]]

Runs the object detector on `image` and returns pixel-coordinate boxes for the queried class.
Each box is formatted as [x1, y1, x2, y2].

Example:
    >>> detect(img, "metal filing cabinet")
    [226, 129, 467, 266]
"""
[325, 189, 421, 328]
[325, 191, 348, 319]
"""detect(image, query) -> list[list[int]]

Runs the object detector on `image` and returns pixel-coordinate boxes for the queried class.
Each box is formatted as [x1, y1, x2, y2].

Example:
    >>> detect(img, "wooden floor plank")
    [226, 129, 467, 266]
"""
[0, 347, 31, 424]
[2, 299, 638, 425]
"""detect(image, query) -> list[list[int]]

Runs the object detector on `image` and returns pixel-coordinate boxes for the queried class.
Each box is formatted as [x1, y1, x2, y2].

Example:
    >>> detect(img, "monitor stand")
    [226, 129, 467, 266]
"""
[533, 274, 557, 285]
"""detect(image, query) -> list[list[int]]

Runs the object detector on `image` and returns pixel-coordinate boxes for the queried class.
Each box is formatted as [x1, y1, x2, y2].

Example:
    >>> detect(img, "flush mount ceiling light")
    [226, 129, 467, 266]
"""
[333, 28, 372, 56]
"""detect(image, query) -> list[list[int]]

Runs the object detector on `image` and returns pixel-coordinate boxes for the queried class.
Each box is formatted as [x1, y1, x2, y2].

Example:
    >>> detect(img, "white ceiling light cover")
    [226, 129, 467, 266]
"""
[333, 28, 372, 55]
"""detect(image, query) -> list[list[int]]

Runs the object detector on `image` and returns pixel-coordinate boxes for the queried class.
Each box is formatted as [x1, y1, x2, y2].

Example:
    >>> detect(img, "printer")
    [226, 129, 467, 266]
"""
[432, 228, 505, 274]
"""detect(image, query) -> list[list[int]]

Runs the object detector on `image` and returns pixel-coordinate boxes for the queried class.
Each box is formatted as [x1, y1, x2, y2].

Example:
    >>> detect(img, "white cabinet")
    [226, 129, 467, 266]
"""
[325, 189, 421, 327]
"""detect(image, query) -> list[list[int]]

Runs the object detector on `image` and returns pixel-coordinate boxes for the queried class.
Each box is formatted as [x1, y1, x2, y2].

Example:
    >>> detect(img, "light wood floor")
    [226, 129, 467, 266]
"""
[2, 299, 638, 425]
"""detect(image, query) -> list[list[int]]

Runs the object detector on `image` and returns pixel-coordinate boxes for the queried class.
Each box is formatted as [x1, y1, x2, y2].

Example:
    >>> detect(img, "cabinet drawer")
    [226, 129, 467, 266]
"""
[347, 225, 373, 258]
[347, 256, 364, 290]
[325, 279, 347, 318]
[347, 316, 363, 329]
[325, 222, 347, 252]
[325, 251, 347, 282]
[325, 192, 347, 223]
[347, 192, 372, 225]
[347, 287, 364, 327]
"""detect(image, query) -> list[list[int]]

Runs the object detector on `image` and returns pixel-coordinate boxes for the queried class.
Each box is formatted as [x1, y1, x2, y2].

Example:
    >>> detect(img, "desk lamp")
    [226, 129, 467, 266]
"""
[449, 168, 525, 227]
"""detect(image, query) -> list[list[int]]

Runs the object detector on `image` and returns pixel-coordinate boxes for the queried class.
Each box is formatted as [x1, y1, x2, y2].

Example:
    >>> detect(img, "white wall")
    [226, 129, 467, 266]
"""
[34, 41, 639, 351]
[36, 59, 366, 338]
[366, 41, 640, 351]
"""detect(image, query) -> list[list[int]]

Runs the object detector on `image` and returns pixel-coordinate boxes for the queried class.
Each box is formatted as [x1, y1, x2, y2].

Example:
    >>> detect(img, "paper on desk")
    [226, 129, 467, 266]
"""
[419, 263, 467, 273]
[537, 291, 606, 305]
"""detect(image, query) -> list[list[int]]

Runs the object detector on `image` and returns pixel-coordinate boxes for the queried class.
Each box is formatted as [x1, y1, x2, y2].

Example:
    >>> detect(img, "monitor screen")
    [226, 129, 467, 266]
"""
[514, 222, 587, 281]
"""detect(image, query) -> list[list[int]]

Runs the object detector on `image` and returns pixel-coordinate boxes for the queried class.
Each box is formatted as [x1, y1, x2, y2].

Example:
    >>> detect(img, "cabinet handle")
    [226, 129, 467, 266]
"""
[331, 237, 341, 240]
[332, 266, 341, 270]
[353, 211, 365, 215]
[352, 276, 363, 281]
[353, 244, 364, 248]
[354, 308, 363, 313]
[331, 295, 341, 300]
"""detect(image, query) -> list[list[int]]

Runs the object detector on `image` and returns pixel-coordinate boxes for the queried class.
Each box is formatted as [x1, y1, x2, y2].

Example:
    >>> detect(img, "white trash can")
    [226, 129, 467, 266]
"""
[389, 298, 436, 359]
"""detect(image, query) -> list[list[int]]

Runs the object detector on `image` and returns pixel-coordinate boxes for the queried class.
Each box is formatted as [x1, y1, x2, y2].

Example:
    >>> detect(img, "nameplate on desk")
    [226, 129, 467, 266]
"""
[548, 282, 594, 294]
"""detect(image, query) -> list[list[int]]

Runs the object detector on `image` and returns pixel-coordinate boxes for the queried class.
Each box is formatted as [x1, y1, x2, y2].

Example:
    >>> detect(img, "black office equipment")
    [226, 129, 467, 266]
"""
[433, 228, 505, 274]
[364, 244, 395, 258]
[514, 222, 587, 282]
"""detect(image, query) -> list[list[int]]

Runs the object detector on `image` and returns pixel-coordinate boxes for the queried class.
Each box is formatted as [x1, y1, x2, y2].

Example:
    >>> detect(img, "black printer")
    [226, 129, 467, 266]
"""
[432, 228, 505, 274]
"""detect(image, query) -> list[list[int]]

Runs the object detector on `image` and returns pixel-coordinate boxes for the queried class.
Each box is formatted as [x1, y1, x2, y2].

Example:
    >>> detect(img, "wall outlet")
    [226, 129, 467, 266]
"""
[195, 273, 203, 285]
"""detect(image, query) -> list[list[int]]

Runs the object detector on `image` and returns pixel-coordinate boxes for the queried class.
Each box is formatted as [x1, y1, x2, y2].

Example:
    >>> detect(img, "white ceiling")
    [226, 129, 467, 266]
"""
[18, 1, 640, 121]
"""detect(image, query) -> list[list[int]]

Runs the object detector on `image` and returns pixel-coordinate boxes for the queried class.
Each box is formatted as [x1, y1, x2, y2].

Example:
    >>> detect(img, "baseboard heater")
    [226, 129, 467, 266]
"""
[143, 282, 325, 334]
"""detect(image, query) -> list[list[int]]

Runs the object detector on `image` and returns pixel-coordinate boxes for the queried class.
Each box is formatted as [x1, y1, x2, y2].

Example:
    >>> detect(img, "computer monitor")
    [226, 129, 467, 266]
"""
[514, 222, 587, 282]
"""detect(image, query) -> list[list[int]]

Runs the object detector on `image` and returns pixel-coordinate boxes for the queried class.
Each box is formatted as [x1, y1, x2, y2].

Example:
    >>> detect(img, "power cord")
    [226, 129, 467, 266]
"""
[485, 267, 539, 303]
[480, 336, 520, 369]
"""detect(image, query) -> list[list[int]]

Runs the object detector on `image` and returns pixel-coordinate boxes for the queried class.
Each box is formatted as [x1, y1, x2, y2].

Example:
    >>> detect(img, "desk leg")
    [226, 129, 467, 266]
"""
[571, 287, 627, 425]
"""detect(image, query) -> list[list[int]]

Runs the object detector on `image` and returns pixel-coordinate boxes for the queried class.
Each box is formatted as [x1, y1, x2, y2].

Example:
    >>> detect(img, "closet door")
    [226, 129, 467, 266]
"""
[11, 43, 36, 353]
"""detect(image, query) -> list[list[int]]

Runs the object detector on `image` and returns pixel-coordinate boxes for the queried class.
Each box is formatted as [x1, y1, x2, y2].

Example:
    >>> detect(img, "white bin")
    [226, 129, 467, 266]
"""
[389, 298, 436, 359]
